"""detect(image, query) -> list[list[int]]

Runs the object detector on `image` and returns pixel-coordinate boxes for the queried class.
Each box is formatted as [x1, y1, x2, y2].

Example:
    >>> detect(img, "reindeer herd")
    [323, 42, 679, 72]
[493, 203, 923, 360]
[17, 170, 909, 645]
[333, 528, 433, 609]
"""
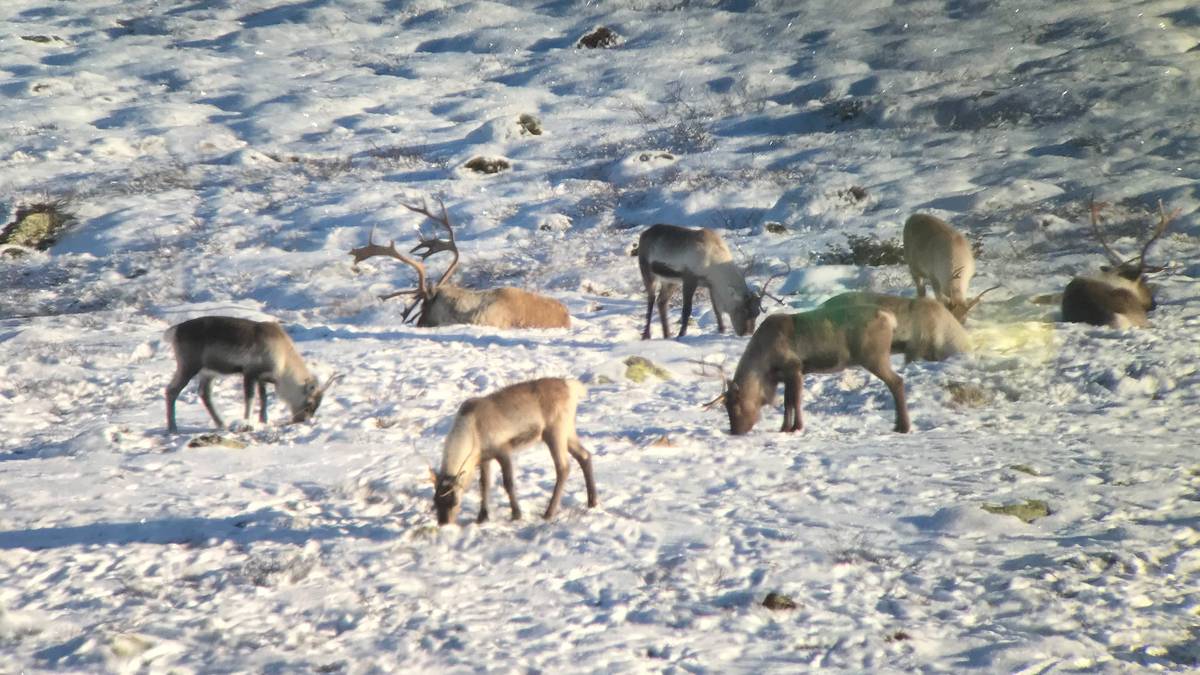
[162, 197, 1177, 525]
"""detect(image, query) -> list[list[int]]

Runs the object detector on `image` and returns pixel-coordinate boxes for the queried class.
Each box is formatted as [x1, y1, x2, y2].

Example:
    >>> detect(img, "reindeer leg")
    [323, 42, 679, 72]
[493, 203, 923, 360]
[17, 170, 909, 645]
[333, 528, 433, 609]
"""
[910, 267, 926, 298]
[864, 360, 910, 433]
[257, 381, 269, 423]
[657, 283, 675, 339]
[197, 375, 225, 430]
[242, 375, 255, 423]
[497, 453, 521, 520]
[781, 375, 796, 432]
[678, 276, 698, 338]
[641, 265, 658, 340]
[567, 436, 598, 508]
[165, 367, 199, 434]
[477, 458, 492, 523]
[543, 433, 571, 520]
[791, 371, 805, 432]
[711, 286, 727, 333]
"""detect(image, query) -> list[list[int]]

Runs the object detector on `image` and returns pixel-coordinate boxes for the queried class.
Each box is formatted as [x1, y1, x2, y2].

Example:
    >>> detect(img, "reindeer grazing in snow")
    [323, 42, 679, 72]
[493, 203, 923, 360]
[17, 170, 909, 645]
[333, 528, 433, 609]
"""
[903, 213, 989, 321]
[637, 224, 779, 339]
[351, 199, 570, 329]
[717, 306, 910, 435]
[432, 377, 598, 526]
[164, 316, 339, 433]
[1062, 199, 1176, 329]
[821, 291, 980, 363]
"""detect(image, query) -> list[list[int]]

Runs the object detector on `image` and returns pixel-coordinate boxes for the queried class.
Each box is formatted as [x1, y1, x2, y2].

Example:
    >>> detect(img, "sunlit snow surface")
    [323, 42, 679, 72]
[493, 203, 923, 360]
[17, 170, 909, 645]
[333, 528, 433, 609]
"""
[2, 0, 1199, 671]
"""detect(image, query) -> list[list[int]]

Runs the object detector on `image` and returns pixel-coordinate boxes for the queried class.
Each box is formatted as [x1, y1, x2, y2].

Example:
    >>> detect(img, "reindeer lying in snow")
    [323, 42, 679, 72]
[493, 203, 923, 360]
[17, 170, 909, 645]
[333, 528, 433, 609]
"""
[821, 291, 976, 363]
[1062, 199, 1176, 329]
[164, 316, 339, 433]
[717, 306, 911, 435]
[351, 199, 570, 329]
[432, 377, 598, 525]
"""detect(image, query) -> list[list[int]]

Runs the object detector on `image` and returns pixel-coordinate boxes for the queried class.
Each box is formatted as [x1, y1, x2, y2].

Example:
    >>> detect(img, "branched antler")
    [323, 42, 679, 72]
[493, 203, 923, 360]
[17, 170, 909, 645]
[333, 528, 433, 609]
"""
[1088, 197, 1178, 273]
[401, 198, 460, 287]
[690, 358, 729, 409]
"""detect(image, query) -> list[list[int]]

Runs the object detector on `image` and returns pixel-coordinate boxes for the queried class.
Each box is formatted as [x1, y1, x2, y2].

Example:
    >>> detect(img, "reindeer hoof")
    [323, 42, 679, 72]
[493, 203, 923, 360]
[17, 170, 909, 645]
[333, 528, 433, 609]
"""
[895, 423, 911, 433]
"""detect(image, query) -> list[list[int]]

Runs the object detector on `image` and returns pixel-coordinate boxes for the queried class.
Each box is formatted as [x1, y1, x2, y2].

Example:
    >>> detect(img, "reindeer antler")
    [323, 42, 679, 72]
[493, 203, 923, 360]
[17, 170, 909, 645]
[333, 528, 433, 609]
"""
[690, 358, 729, 409]
[1135, 199, 1178, 273]
[400, 198, 460, 289]
[1087, 198, 1126, 268]
[349, 227, 431, 314]
[1088, 197, 1178, 273]
[758, 263, 792, 306]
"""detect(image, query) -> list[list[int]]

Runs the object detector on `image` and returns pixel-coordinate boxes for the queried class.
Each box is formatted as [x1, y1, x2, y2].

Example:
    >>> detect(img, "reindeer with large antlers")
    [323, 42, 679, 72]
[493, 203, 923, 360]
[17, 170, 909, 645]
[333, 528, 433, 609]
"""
[350, 200, 570, 329]
[1062, 199, 1177, 329]
[637, 224, 783, 339]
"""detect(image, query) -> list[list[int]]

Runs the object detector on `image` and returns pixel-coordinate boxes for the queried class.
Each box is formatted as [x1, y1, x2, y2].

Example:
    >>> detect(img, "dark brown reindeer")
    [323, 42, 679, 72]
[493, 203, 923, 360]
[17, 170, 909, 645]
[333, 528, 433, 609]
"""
[164, 316, 339, 433]
[637, 224, 781, 339]
[715, 305, 910, 435]
[431, 378, 598, 526]
[351, 200, 571, 329]
[1062, 199, 1176, 329]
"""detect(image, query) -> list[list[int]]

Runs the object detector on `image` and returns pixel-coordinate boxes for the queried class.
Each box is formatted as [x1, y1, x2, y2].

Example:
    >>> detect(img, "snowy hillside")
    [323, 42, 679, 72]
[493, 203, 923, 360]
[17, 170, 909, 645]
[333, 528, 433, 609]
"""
[2, 0, 1199, 671]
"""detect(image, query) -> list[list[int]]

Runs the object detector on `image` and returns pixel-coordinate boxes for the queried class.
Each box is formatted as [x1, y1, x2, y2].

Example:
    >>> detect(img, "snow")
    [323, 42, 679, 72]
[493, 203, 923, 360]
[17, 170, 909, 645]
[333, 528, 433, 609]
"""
[2, 0, 1199, 671]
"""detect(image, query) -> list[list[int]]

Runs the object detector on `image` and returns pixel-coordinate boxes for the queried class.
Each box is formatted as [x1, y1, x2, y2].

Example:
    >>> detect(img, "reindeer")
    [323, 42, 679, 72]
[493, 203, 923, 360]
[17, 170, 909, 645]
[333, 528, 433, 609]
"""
[903, 213, 981, 321]
[716, 306, 910, 435]
[164, 316, 339, 433]
[431, 377, 598, 525]
[820, 291, 976, 363]
[1062, 199, 1176, 329]
[637, 224, 778, 339]
[351, 200, 570, 329]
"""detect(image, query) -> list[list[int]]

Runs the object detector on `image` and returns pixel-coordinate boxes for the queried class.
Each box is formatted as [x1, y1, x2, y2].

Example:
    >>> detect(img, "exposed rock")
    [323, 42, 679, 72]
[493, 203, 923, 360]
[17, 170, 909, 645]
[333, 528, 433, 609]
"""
[518, 113, 543, 136]
[578, 26, 620, 49]
[187, 434, 248, 450]
[624, 356, 671, 383]
[982, 499, 1050, 523]
[0, 202, 74, 250]
[463, 156, 511, 174]
[762, 592, 798, 610]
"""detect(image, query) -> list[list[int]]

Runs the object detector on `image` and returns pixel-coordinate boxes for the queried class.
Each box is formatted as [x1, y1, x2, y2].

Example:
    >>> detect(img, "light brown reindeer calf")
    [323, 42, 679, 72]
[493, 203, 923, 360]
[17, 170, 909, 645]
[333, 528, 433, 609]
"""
[433, 378, 598, 525]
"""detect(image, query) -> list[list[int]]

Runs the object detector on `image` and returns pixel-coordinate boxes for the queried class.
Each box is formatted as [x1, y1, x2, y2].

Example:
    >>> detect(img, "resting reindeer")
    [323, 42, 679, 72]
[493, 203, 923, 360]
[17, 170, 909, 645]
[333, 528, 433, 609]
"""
[821, 291, 975, 363]
[721, 306, 910, 435]
[432, 377, 598, 525]
[351, 200, 570, 329]
[637, 224, 778, 339]
[164, 316, 339, 433]
[903, 213, 985, 321]
[1062, 199, 1176, 329]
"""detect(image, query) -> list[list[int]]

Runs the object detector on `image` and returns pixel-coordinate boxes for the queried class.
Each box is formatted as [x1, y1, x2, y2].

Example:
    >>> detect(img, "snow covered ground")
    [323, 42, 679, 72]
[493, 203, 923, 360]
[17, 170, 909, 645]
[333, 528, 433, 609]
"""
[2, 0, 1199, 671]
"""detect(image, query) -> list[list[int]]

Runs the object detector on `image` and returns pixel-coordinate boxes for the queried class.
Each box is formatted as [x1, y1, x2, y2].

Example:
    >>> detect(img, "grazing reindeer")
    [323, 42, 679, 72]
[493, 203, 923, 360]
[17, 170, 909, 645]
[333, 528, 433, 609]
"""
[351, 200, 570, 329]
[164, 316, 339, 433]
[903, 214, 984, 321]
[821, 291, 975, 363]
[637, 224, 778, 339]
[1062, 199, 1176, 329]
[432, 378, 598, 525]
[721, 307, 910, 435]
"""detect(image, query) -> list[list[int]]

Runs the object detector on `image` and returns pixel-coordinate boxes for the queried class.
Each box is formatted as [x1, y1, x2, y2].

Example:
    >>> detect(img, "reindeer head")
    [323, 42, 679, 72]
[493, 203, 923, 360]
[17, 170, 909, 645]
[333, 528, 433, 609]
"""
[292, 374, 342, 424]
[349, 198, 461, 324]
[945, 282, 1000, 324]
[732, 266, 789, 336]
[725, 381, 764, 435]
[432, 469, 465, 525]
